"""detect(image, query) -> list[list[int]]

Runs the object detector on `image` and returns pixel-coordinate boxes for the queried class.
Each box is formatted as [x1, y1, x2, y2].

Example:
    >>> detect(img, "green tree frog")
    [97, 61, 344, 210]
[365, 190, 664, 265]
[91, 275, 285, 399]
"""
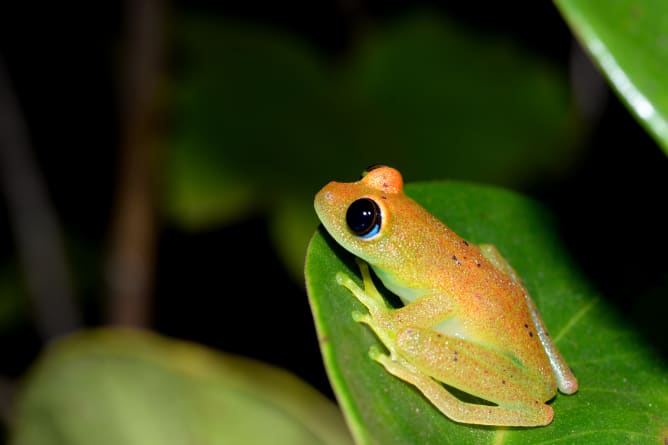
[314, 165, 578, 427]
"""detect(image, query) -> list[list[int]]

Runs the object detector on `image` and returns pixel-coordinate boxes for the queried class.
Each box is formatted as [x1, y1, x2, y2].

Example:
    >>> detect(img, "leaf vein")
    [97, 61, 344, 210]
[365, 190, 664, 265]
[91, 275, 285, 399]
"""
[569, 351, 646, 366]
[553, 297, 598, 343]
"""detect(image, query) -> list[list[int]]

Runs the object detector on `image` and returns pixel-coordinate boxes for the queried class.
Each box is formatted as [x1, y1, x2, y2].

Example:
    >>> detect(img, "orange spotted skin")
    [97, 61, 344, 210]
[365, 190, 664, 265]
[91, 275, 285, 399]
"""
[314, 166, 578, 426]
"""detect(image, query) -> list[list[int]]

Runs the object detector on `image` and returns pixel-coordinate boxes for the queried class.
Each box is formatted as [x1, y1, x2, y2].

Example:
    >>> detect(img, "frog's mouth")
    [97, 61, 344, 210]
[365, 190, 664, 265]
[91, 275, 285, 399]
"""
[313, 184, 337, 226]
[314, 183, 343, 234]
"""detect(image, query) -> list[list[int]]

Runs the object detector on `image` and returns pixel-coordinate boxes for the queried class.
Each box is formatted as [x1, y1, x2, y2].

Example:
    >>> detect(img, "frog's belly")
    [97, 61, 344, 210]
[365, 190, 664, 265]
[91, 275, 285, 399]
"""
[433, 317, 473, 340]
[431, 315, 534, 361]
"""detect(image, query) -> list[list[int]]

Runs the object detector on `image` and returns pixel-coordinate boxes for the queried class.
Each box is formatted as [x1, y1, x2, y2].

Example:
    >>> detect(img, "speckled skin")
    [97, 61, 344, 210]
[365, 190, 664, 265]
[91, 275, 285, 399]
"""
[314, 166, 578, 427]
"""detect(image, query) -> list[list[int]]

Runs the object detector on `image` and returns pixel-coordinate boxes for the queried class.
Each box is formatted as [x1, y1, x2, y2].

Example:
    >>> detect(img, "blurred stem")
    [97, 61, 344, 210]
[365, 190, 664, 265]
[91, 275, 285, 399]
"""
[106, 0, 164, 326]
[0, 54, 81, 340]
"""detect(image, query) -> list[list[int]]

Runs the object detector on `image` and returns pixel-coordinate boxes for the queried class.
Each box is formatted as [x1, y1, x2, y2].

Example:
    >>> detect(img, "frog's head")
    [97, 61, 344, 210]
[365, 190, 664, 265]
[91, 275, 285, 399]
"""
[314, 165, 404, 264]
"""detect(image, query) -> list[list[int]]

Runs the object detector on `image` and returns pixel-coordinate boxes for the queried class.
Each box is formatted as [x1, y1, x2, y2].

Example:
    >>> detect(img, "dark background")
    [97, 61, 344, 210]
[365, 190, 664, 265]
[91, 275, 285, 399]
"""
[0, 1, 666, 433]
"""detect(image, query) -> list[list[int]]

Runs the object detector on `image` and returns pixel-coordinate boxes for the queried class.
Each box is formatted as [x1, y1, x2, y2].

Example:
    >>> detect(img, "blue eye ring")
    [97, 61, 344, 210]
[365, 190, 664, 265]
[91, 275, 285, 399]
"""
[346, 198, 381, 239]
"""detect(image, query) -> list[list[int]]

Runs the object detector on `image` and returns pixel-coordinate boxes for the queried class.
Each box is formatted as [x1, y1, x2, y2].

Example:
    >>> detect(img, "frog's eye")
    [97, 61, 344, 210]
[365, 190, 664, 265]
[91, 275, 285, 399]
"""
[346, 198, 382, 239]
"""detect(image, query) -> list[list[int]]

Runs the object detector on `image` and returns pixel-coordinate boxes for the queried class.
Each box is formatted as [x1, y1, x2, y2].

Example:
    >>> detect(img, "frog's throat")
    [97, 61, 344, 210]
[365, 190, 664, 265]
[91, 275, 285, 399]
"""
[370, 264, 425, 306]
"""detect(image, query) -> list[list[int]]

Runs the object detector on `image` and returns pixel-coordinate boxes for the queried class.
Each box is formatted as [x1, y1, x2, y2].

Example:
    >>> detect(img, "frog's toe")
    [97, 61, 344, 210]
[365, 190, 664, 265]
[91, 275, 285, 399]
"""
[336, 271, 364, 295]
[368, 345, 383, 360]
[368, 346, 394, 365]
[335, 272, 349, 285]
[352, 310, 371, 324]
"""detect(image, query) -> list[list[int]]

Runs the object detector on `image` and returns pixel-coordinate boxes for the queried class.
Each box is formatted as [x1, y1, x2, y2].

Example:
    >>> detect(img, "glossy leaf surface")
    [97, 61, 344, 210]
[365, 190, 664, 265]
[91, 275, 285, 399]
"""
[555, 0, 668, 154]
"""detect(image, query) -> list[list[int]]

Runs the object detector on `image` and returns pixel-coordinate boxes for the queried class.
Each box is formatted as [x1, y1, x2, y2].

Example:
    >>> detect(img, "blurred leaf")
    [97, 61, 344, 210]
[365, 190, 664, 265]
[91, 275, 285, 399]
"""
[11, 328, 354, 445]
[344, 12, 583, 183]
[269, 196, 319, 281]
[165, 17, 357, 229]
[555, 0, 668, 154]
[305, 181, 668, 444]
[165, 11, 585, 279]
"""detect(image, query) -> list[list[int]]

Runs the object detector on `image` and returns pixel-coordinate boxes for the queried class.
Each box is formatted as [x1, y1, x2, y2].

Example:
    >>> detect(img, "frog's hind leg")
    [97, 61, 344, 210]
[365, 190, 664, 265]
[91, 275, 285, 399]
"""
[376, 327, 554, 427]
[479, 243, 578, 395]
[370, 349, 553, 427]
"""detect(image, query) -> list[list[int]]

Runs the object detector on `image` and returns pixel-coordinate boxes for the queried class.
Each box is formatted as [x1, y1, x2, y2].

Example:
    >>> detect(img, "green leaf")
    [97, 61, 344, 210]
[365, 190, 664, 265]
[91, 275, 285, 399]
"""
[305, 181, 668, 444]
[10, 328, 354, 445]
[555, 0, 668, 154]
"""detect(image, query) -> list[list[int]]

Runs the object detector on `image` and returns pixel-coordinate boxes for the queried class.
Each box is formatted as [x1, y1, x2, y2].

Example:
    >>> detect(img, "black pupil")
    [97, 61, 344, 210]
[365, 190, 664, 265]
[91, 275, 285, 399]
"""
[346, 198, 380, 236]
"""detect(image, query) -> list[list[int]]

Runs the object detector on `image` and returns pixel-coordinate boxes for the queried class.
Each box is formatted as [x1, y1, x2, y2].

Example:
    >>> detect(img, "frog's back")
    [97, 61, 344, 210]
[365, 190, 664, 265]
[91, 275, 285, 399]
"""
[375, 194, 554, 381]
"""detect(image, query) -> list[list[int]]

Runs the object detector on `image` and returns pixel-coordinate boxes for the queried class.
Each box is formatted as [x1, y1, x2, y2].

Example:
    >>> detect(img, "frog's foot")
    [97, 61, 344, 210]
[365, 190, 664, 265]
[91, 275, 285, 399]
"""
[352, 310, 399, 359]
[336, 258, 389, 317]
[368, 345, 418, 374]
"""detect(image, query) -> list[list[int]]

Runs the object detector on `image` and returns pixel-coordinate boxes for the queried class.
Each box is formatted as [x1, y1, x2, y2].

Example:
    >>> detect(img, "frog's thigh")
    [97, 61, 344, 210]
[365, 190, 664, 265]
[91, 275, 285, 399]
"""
[396, 327, 545, 405]
[391, 327, 553, 426]
[374, 352, 552, 426]
[479, 244, 579, 395]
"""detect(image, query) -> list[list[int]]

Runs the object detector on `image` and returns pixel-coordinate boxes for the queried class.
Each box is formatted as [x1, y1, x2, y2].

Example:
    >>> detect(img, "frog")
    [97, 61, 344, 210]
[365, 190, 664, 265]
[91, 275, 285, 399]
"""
[313, 165, 578, 427]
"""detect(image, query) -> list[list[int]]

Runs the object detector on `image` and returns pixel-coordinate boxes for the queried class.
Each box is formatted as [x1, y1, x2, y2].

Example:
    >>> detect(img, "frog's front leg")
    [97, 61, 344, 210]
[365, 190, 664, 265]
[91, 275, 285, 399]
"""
[336, 259, 404, 360]
[336, 258, 452, 356]
[335, 259, 389, 319]
[338, 258, 453, 327]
